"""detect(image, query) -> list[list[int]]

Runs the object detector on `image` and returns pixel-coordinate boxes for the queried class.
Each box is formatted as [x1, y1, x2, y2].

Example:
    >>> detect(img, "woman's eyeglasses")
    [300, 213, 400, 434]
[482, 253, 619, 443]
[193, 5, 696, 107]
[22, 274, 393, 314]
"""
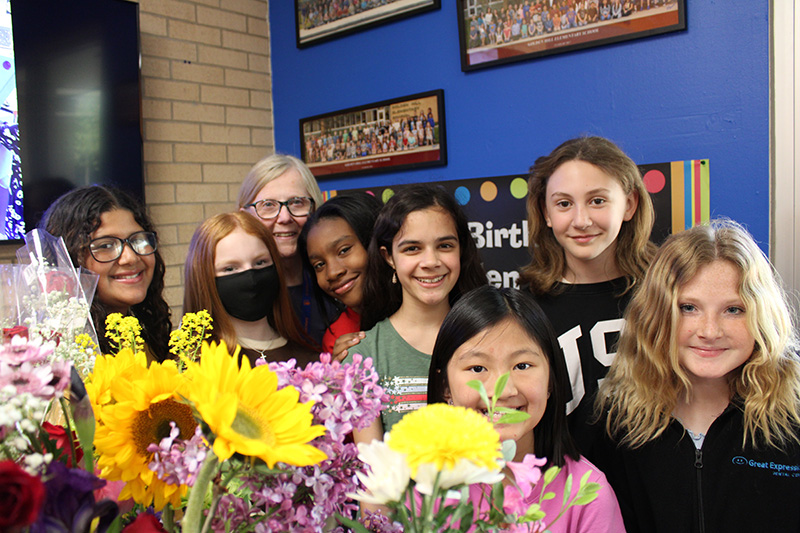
[245, 196, 315, 220]
[88, 231, 158, 263]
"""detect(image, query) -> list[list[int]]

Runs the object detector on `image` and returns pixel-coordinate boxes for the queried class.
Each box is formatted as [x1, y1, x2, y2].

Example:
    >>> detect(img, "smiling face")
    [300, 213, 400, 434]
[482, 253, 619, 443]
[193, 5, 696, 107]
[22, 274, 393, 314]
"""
[246, 168, 310, 260]
[214, 228, 273, 277]
[543, 160, 638, 281]
[446, 318, 549, 459]
[676, 260, 755, 387]
[382, 207, 461, 312]
[84, 209, 155, 314]
[306, 217, 368, 311]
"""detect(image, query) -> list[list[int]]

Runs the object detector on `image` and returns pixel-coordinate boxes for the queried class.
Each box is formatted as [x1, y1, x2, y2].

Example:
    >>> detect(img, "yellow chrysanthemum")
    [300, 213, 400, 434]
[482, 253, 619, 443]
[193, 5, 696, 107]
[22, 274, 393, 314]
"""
[93, 358, 196, 510]
[86, 348, 149, 419]
[184, 341, 326, 468]
[388, 404, 502, 475]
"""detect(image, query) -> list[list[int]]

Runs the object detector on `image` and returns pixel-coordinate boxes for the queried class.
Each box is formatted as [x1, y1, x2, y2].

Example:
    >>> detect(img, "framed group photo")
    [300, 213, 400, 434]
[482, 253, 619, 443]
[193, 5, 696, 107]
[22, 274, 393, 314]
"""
[458, 0, 686, 71]
[295, 0, 441, 48]
[300, 89, 446, 180]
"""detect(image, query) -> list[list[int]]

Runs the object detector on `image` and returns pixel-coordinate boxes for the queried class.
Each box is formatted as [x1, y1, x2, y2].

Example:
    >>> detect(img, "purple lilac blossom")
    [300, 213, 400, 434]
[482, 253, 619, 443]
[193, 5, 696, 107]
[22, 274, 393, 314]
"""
[210, 353, 386, 532]
[148, 423, 208, 487]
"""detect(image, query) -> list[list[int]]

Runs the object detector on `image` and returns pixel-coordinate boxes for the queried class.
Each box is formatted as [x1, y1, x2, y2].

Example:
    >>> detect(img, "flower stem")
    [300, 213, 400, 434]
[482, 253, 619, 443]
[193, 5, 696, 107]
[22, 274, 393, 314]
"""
[162, 504, 174, 533]
[182, 450, 219, 533]
[59, 397, 79, 470]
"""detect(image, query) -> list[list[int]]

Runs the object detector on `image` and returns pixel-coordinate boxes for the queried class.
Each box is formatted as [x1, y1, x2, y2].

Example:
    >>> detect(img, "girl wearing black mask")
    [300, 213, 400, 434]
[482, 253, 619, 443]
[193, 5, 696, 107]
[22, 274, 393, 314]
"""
[184, 212, 318, 367]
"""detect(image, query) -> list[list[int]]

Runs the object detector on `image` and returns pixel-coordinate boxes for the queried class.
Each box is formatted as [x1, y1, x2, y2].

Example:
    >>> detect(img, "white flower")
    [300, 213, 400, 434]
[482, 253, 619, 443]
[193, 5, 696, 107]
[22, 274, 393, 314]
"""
[414, 457, 504, 495]
[348, 438, 411, 505]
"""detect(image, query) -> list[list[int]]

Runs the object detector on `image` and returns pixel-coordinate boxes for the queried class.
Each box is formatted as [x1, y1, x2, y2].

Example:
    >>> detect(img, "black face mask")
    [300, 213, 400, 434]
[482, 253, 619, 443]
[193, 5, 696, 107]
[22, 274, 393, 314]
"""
[215, 265, 280, 322]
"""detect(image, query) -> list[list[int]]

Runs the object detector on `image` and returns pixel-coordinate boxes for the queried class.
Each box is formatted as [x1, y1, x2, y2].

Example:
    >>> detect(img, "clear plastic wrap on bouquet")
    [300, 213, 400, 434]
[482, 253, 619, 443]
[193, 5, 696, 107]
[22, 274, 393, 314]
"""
[0, 228, 100, 351]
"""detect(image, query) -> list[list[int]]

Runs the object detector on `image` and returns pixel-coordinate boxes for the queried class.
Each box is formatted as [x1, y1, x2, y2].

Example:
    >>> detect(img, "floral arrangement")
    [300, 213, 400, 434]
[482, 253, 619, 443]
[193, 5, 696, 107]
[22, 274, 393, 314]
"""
[341, 378, 602, 533]
[0, 305, 388, 532]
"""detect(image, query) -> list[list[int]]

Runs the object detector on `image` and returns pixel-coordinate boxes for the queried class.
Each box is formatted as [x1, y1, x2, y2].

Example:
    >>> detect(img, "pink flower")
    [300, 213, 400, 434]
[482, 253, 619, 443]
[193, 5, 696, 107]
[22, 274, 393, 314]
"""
[504, 455, 548, 509]
[93, 476, 134, 515]
[0, 361, 55, 397]
[0, 336, 53, 365]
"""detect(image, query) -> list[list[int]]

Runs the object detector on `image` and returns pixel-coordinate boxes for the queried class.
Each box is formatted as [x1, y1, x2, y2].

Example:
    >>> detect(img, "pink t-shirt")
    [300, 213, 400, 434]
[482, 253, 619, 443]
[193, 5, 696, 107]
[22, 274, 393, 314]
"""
[470, 455, 626, 533]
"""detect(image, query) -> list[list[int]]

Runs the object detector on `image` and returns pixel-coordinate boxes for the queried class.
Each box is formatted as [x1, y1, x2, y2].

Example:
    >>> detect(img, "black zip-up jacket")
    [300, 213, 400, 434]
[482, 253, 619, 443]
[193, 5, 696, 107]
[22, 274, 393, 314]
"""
[587, 403, 800, 532]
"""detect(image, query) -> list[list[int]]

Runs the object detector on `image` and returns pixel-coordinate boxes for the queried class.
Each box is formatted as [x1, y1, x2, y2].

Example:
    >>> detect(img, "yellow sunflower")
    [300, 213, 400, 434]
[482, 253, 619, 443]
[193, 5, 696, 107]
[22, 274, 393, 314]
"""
[184, 341, 326, 468]
[388, 404, 502, 475]
[86, 348, 149, 419]
[93, 358, 196, 510]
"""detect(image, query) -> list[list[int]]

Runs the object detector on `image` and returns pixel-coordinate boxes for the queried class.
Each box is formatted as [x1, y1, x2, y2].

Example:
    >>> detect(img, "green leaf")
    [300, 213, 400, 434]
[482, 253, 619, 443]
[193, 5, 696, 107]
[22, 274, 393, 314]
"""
[334, 513, 371, 533]
[495, 408, 531, 425]
[523, 503, 545, 522]
[541, 491, 556, 501]
[467, 379, 491, 414]
[493, 373, 510, 409]
[501, 439, 517, 462]
[543, 465, 560, 485]
[562, 474, 574, 506]
[573, 493, 600, 506]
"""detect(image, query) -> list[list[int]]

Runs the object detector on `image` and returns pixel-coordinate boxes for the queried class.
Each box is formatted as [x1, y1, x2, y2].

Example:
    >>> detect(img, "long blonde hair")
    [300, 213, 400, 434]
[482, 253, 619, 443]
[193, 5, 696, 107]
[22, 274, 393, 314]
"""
[598, 219, 800, 449]
[520, 136, 656, 295]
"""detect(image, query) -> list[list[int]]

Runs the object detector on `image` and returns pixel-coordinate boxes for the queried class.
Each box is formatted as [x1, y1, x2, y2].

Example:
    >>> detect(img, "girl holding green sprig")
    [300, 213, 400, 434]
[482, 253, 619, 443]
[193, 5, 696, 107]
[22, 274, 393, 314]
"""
[428, 285, 625, 532]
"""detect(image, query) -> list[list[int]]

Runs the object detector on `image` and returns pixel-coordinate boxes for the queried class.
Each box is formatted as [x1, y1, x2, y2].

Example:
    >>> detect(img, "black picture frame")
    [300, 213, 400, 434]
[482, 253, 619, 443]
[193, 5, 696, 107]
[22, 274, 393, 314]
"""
[458, 0, 686, 71]
[295, 0, 441, 48]
[300, 89, 446, 179]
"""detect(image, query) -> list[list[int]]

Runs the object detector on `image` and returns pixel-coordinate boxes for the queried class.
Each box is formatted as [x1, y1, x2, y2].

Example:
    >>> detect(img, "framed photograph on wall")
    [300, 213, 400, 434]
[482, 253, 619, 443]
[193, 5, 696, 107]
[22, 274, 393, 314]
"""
[295, 0, 441, 48]
[300, 89, 446, 179]
[458, 0, 686, 71]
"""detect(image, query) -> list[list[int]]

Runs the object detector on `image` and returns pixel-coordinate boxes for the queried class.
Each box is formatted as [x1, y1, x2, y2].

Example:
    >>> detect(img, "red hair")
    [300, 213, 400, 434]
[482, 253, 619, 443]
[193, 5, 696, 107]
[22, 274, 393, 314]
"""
[184, 212, 316, 352]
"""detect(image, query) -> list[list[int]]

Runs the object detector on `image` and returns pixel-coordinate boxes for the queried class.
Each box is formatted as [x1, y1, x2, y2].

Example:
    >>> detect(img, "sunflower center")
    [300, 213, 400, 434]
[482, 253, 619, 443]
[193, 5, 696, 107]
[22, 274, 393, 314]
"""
[230, 404, 274, 446]
[132, 399, 197, 456]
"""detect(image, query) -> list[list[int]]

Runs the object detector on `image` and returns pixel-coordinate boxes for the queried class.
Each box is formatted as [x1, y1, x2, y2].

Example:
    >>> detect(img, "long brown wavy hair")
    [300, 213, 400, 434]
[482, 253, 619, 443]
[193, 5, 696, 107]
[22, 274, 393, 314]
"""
[520, 136, 656, 296]
[40, 185, 172, 361]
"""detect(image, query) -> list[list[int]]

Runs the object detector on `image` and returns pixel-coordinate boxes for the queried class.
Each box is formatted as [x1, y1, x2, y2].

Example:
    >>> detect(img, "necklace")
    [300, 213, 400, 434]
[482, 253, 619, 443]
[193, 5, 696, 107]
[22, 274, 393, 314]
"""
[242, 336, 282, 361]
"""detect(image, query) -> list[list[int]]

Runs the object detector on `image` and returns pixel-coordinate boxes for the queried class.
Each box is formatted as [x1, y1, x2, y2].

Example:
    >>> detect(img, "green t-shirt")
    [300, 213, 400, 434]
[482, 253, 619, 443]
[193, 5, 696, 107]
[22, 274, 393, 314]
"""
[345, 317, 431, 432]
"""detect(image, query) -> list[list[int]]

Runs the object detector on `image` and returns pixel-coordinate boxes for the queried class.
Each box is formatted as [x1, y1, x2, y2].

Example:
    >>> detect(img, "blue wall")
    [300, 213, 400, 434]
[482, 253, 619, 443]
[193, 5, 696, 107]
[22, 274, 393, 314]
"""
[270, 2, 770, 248]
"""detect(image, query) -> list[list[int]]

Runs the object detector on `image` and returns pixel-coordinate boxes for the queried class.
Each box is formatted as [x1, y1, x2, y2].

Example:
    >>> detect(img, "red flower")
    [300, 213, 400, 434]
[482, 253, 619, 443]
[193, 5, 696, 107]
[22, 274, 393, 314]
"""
[44, 270, 77, 294]
[2, 325, 29, 342]
[42, 422, 83, 468]
[0, 460, 46, 529]
[122, 513, 167, 533]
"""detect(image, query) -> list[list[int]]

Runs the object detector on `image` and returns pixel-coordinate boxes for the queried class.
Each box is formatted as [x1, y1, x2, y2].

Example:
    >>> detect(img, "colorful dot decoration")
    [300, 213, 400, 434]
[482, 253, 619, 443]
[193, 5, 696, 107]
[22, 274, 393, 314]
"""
[510, 177, 528, 199]
[454, 186, 470, 205]
[480, 181, 497, 202]
[643, 169, 666, 194]
[348, 177, 530, 207]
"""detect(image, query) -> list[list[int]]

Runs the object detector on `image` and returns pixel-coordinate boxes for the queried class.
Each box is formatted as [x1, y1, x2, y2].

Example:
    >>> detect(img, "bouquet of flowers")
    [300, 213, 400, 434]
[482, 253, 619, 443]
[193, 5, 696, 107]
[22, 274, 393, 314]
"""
[0, 230, 389, 532]
[342, 377, 602, 533]
[88, 312, 387, 532]
[0, 230, 113, 532]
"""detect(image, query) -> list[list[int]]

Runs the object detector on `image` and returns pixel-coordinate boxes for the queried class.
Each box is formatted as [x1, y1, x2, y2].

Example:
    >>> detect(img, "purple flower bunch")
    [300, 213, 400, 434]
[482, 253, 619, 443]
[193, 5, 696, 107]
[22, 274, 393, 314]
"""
[211, 353, 387, 532]
[148, 422, 208, 487]
[267, 352, 387, 447]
